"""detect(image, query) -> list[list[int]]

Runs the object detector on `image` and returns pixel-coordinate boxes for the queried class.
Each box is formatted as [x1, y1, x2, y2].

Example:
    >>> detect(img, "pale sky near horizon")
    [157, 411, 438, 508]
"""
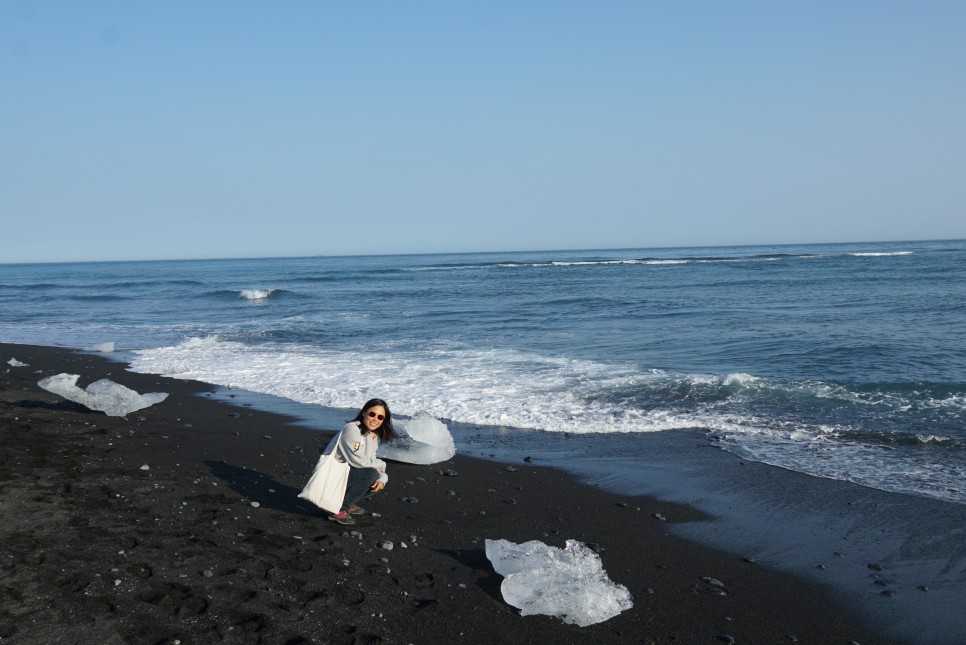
[2, 1, 964, 263]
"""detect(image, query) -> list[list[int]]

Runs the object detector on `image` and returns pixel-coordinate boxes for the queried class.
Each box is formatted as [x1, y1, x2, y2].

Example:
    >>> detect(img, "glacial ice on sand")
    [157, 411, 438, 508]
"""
[378, 411, 456, 465]
[38, 373, 168, 417]
[7, 358, 28, 367]
[485, 538, 633, 627]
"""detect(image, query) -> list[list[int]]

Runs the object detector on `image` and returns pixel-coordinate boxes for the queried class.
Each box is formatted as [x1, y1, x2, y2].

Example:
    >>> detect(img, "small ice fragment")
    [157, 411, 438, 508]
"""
[7, 358, 28, 367]
[378, 411, 456, 465]
[85, 342, 116, 353]
[38, 373, 168, 417]
[485, 538, 633, 627]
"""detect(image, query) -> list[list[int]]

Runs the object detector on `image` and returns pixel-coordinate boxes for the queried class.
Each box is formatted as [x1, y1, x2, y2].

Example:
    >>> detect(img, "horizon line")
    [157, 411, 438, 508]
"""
[2, 237, 963, 268]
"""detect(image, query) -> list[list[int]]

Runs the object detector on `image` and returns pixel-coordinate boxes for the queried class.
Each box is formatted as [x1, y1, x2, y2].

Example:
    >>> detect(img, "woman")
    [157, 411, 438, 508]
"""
[326, 398, 398, 525]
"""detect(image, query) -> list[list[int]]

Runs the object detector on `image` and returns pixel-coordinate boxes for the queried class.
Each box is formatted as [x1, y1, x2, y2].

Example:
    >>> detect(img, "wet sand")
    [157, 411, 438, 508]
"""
[0, 343, 903, 643]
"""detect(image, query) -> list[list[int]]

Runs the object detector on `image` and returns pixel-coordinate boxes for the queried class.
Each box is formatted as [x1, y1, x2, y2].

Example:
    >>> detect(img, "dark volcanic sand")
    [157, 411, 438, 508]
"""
[0, 343, 892, 644]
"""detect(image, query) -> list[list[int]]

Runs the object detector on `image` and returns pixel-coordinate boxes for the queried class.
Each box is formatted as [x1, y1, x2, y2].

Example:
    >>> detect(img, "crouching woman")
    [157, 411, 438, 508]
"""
[327, 398, 398, 525]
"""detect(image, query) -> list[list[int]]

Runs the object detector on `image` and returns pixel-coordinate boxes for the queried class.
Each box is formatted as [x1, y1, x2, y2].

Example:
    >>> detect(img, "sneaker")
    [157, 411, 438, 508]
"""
[327, 511, 355, 526]
[347, 505, 366, 516]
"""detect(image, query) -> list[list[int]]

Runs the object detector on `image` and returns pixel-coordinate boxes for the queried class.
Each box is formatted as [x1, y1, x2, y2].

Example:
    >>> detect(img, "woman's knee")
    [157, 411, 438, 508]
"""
[358, 467, 380, 484]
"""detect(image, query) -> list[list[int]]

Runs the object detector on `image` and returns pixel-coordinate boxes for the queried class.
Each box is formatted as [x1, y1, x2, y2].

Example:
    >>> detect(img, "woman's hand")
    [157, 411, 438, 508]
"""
[370, 481, 385, 492]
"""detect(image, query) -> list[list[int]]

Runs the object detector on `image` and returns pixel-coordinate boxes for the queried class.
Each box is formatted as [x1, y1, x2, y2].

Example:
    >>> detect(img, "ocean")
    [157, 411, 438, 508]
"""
[3, 239, 964, 506]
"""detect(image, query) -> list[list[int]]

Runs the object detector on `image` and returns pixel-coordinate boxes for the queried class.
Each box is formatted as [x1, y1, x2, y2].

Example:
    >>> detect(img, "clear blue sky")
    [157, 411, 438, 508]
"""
[2, 1, 964, 263]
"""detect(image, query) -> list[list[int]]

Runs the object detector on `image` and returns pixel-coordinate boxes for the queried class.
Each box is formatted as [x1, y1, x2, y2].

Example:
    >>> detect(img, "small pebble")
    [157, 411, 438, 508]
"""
[524, 456, 533, 463]
[868, 563, 883, 571]
[114, 579, 122, 586]
[379, 541, 394, 551]
[786, 636, 799, 642]
[743, 556, 756, 563]
[350, 531, 363, 539]
[380, 557, 389, 563]
[443, 469, 459, 477]
[139, 465, 150, 471]
[203, 570, 213, 578]
[918, 585, 929, 592]
[250, 501, 260, 508]
[653, 513, 667, 521]
[702, 577, 725, 587]
[718, 635, 735, 644]
[447, 490, 457, 496]
[505, 466, 518, 472]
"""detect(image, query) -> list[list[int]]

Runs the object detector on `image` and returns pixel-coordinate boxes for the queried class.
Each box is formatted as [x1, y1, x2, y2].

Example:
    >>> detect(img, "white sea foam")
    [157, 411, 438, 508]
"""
[84, 341, 115, 353]
[849, 251, 913, 257]
[129, 337, 966, 504]
[240, 289, 274, 300]
[130, 337, 734, 435]
[716, 422, 965, 501]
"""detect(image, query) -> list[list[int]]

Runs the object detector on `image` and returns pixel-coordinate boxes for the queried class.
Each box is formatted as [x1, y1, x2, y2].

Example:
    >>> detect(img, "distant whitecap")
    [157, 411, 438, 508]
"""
[240, 289, 274, 300]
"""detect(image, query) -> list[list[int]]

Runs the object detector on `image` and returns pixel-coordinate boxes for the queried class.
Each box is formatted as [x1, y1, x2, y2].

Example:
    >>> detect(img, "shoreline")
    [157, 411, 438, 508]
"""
[203, 377, 966, 643]
[0, 342, 947, 643]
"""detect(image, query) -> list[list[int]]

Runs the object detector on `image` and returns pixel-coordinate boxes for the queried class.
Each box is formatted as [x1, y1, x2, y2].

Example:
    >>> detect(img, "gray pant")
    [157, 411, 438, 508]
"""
[341, 466, 380, 512]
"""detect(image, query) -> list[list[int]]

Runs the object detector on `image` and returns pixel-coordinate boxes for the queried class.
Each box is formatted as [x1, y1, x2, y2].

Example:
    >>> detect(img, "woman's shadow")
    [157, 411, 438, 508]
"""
[203, 460, 320, 517]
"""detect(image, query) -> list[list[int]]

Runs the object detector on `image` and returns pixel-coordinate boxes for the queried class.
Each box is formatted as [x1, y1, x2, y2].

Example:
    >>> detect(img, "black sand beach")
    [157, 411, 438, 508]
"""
[0, 343, 920, 643]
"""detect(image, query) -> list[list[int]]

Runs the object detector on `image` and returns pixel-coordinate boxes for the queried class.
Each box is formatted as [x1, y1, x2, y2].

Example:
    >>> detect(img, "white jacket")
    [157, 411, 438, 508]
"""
[327, 421, 389, 485]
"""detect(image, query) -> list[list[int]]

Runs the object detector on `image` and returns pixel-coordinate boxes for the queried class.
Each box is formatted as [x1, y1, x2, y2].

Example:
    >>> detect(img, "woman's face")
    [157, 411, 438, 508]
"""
[363, 405, 386, 432]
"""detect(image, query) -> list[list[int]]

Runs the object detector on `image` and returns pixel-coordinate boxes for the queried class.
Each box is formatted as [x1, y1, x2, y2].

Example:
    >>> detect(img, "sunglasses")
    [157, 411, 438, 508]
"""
[367, 411, 385, 421]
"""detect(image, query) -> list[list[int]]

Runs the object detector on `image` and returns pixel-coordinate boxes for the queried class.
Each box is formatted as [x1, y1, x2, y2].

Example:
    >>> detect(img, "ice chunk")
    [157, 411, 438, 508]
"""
[485, 538, 633, 627]
[7, 358, 28, 367]
[378, 411, 456, 465]
[37, 373, 168, 417]
[84, 342, 116, 353]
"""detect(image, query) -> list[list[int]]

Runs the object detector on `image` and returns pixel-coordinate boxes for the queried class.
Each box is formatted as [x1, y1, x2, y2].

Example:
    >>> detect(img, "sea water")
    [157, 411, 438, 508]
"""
[2, 239, 964, 505]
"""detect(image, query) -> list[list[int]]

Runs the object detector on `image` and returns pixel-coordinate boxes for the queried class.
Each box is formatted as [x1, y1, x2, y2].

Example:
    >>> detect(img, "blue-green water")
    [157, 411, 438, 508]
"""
[3, 239, 964, 503]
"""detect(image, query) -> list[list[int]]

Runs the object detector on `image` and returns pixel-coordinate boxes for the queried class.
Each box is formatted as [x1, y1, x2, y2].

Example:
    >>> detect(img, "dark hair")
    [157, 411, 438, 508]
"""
[350, 398, 398, 443]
